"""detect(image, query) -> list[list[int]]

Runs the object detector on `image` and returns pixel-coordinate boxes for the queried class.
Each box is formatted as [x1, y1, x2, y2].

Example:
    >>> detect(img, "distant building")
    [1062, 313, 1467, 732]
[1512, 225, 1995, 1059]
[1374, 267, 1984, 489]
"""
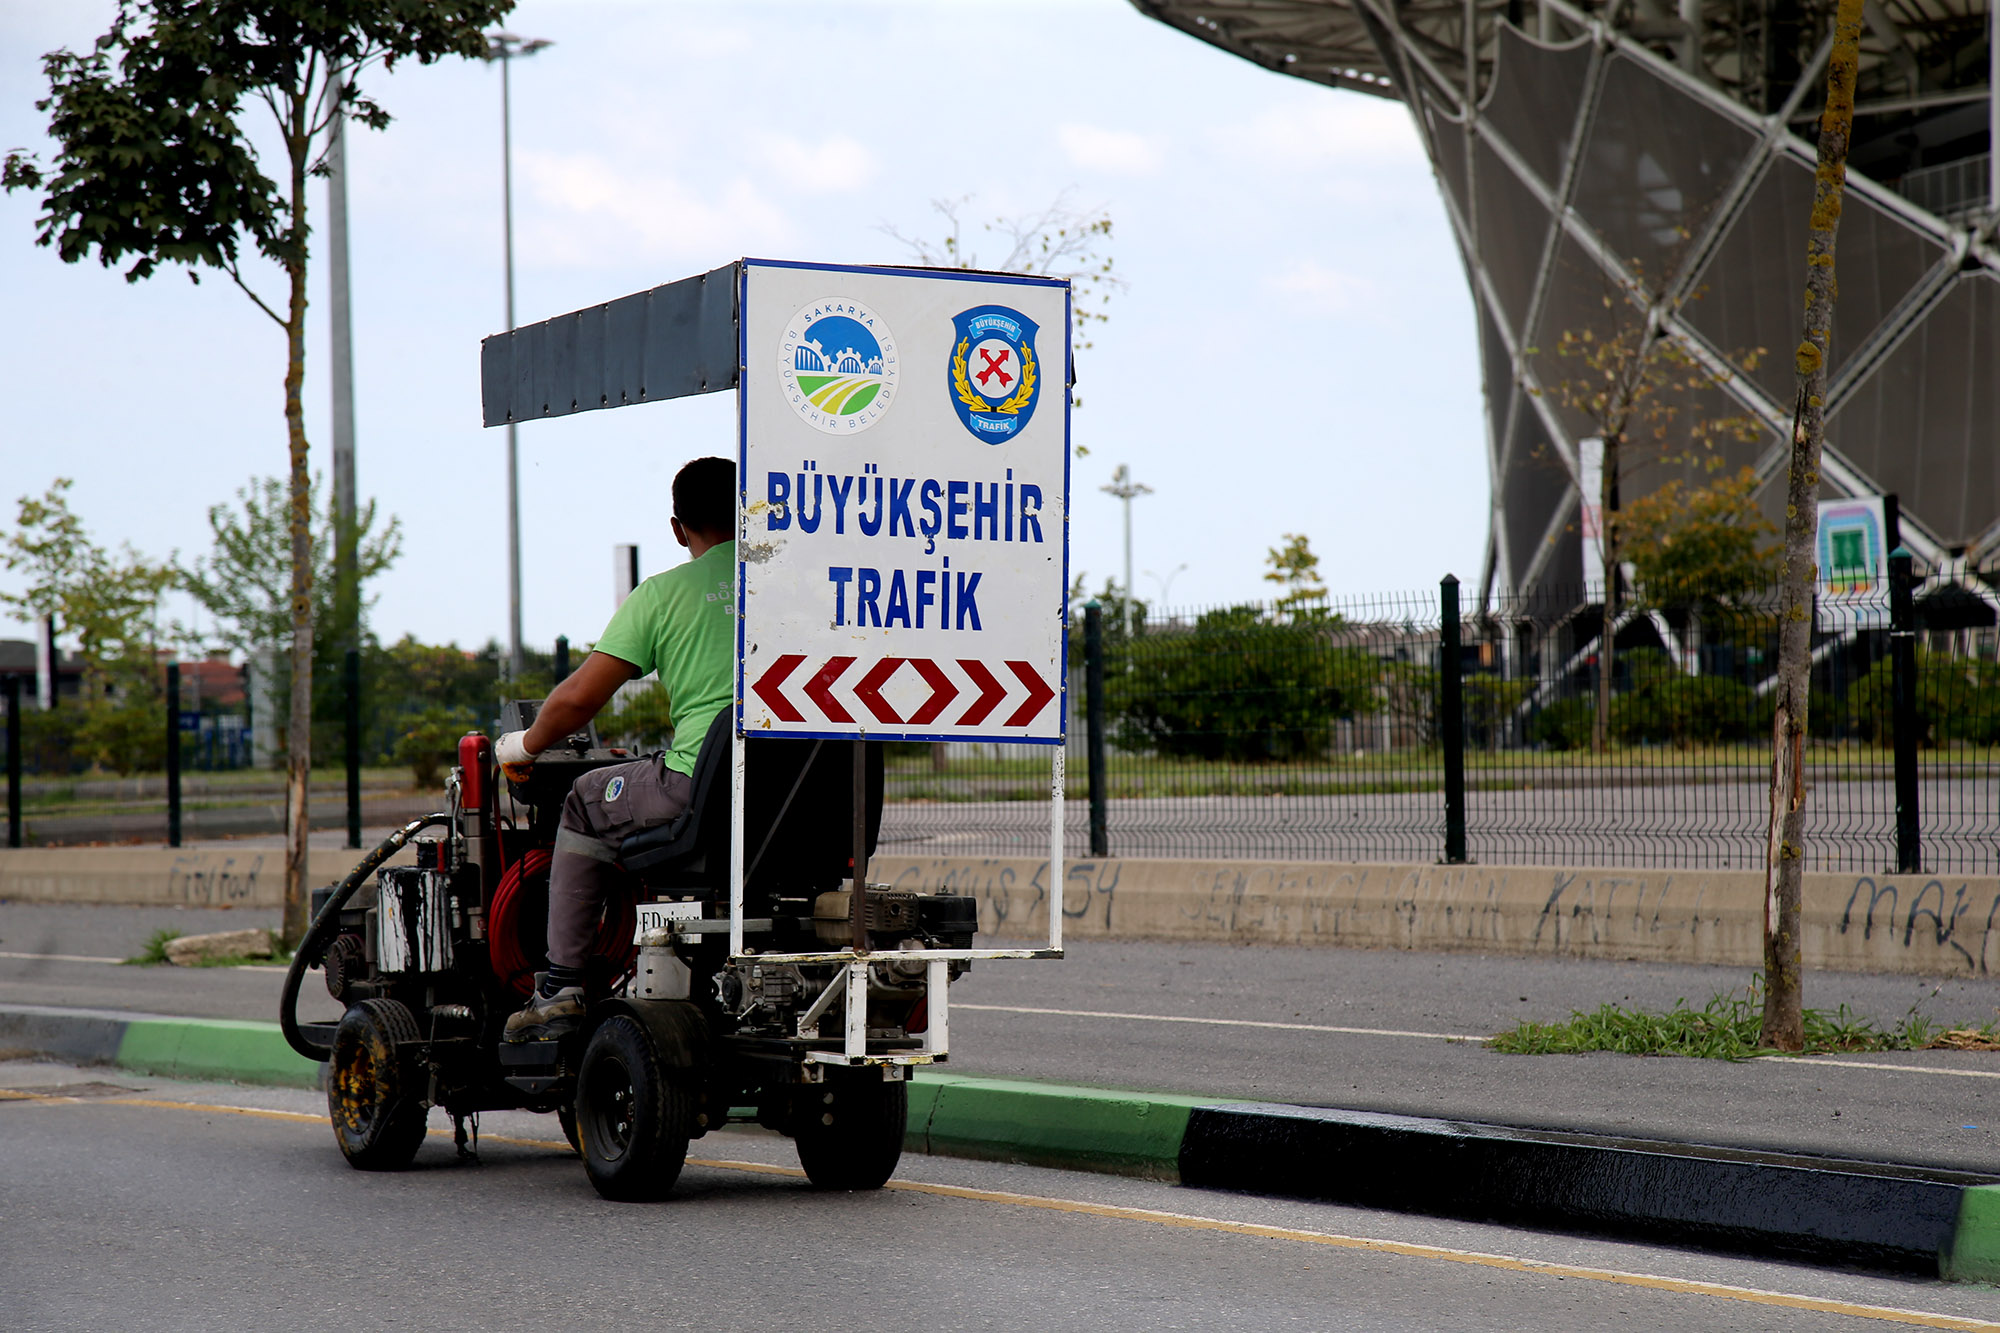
[1138, 0, 2000, 603]
[0, 639, 81, 706]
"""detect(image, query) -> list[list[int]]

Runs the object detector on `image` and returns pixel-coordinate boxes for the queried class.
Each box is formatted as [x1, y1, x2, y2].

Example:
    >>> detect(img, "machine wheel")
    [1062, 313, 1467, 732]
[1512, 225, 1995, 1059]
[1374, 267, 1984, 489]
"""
[556, 1104, 582, 1154]
[575, 1012, 698, 1201]
[327, 998, 429, 1171]
[793, 1067, 907, 1190]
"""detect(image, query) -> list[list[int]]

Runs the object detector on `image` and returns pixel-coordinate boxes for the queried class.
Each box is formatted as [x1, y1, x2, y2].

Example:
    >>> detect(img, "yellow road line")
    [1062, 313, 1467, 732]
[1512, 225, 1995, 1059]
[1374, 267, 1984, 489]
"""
[14, 1091, 1995, 1329]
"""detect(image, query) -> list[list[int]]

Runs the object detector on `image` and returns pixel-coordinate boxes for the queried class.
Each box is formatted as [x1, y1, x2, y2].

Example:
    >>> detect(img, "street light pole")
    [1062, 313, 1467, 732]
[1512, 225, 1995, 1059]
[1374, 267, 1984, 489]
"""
[486, 31, 551, 679]
[1099, 464, 1152, 638]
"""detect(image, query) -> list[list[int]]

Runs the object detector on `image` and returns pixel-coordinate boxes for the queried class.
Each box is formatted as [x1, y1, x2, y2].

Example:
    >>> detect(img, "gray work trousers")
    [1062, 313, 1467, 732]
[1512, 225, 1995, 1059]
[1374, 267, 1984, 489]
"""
[548, 757, 692, 969]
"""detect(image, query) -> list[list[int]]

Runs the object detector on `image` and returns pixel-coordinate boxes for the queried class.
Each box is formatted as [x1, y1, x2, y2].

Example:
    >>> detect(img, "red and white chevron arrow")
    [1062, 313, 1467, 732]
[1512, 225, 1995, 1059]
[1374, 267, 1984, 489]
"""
[750, 654, 1056, 730]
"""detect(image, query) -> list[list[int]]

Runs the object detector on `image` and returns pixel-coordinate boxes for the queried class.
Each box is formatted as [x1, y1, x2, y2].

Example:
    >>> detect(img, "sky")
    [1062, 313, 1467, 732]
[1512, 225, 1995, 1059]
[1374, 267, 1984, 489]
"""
[0, 0, 1485, 655]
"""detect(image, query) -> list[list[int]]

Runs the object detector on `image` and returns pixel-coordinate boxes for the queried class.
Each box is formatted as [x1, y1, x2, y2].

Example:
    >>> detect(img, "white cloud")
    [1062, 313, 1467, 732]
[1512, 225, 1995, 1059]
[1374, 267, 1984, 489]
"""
[755, 133, 879, 194]
[1235, 96, 1421, 167]
[516, 150, 794, 264]
[1266, 260, 1375, 313]
[1058, 123, 1165, 176]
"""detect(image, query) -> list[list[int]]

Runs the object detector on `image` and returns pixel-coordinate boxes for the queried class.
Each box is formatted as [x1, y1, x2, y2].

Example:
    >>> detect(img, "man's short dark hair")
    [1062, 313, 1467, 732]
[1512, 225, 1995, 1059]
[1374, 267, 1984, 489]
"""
[673, 456, 735, 538]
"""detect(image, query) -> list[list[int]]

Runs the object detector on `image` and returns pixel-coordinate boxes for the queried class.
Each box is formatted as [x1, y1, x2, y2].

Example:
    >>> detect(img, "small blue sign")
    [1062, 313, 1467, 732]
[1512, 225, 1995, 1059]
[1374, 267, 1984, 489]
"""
[179, 711, 202, 731]
[946, 304, 1043, 443]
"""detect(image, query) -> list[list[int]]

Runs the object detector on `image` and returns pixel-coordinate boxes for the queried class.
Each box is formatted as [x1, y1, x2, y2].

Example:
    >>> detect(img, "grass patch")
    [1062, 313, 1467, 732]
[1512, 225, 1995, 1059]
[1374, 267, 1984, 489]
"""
[124, 928, 182, 966]
[1489, 979, 2000, 1059]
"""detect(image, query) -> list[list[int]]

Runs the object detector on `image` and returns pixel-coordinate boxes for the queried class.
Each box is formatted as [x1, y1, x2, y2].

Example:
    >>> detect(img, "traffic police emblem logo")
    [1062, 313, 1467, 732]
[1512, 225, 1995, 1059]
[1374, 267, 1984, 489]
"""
[778, 298, 897, 434]
[948, 305, 1041, 443]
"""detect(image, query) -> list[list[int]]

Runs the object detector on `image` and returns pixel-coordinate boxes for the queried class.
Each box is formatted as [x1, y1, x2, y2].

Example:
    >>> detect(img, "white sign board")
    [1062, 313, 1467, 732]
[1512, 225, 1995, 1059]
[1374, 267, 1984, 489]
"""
[1817, 494, 1890, 628]
[736, 260, 1070, 743]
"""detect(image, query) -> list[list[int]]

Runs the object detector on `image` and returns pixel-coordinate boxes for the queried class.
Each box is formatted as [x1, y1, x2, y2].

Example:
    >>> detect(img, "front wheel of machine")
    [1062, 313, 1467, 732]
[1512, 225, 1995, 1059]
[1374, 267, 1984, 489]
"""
[327, 998, 429, 1171]
[575, 1015, 693, 1201]
[794, 1068, 907, 1190]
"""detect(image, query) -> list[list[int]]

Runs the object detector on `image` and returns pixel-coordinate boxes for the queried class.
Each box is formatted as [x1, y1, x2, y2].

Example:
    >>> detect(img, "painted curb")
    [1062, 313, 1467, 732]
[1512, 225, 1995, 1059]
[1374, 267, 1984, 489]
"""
[1943, 1184, 2000, 1284]
[1178, 1102, 1993, 1276]
[907, 1071, 1201, 1179]
[6, 1004, 1997, 1281]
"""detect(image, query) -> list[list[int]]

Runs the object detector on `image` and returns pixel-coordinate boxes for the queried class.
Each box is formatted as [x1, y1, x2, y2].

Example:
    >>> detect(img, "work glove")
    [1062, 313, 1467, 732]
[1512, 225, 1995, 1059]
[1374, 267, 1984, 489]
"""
[495, 730, 541, 784]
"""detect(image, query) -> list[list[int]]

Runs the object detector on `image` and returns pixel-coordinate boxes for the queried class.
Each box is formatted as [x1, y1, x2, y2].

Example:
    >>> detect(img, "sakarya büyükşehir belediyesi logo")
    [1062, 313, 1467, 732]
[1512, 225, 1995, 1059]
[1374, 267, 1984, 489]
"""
[778, 298, 897, 434]
[948, 304, 1041, 443]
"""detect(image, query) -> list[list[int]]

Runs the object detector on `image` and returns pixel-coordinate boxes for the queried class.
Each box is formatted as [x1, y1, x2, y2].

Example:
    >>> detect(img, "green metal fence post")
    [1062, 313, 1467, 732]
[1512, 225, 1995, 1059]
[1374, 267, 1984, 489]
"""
[554, 635, 570, 684]
[344, 648, 362, 850]
[1085, 600, 1109, 858]
[165, 662, 181, 849]
[1889, 546, 1921, 873]
[1440, 575, 1467, 864]
[5, 675, 20, 848]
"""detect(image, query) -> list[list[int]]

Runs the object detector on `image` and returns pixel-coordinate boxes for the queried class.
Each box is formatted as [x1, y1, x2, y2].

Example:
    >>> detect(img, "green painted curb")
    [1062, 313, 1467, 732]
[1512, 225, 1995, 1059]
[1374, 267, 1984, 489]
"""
[1943, 1184, 2000, 1284]
[908, 1070, 1204, 1180]
[116, 1018, 323, 1088]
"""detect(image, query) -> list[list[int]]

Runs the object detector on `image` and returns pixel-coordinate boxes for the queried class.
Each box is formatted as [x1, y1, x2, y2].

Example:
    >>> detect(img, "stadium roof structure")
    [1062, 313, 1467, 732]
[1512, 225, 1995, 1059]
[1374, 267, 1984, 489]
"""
[1134, 0, 2000, 604]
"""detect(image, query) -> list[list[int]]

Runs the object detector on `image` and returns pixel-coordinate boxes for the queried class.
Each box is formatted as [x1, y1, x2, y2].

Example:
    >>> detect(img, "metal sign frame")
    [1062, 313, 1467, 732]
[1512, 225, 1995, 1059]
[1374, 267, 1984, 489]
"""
[726, 259, 1069, 998]
[478, 256, 1070, 1069]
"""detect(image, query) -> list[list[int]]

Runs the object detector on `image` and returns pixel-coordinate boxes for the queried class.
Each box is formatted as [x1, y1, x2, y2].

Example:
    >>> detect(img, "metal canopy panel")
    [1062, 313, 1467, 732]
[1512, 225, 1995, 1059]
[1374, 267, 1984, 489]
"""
[480, 261, 740, 427]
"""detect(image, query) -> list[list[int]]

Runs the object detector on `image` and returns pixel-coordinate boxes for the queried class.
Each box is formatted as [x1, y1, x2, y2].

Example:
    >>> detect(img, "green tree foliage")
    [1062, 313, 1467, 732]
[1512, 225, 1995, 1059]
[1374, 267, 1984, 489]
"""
[597, 682, 674, 750]
[1, 480, 176, 773]
[1621, 467, 1780, 611]
[1108, 605, 1380, 762]
[3, 0, 510, 940]
[183, 474, 401, 766]
[1262, 533, 1328, 617]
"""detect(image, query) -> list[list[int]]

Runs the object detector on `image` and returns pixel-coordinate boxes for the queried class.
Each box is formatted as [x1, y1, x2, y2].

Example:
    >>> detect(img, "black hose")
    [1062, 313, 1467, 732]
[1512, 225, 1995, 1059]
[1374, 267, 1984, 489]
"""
[279, 813, 451, 1062]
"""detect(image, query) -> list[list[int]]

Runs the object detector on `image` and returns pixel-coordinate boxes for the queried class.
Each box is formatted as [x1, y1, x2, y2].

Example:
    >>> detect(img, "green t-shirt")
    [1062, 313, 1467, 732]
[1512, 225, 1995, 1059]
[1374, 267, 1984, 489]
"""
[593, 541, 735, 776]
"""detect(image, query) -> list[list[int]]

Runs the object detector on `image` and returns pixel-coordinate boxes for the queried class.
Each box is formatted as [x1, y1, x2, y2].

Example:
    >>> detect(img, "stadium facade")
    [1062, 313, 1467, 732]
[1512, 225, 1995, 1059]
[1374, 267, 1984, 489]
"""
[1134, 0, 2000, 605]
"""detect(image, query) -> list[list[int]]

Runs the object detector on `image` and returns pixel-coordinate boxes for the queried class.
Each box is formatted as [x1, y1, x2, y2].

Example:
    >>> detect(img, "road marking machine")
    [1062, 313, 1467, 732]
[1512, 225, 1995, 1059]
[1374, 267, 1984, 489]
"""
[280, 260, 1071, 1198]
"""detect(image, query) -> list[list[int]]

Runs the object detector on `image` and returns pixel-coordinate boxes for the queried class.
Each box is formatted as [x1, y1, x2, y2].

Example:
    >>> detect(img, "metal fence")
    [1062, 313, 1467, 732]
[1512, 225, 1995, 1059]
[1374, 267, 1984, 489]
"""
[10, 570, 2000, 871]
[880, 565, 2000, 875]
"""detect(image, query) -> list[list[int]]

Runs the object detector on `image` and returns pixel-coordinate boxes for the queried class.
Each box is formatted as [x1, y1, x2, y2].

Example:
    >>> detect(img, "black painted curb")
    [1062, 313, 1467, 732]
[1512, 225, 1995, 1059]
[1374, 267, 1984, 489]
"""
[1180, 1102, 1998, 1274]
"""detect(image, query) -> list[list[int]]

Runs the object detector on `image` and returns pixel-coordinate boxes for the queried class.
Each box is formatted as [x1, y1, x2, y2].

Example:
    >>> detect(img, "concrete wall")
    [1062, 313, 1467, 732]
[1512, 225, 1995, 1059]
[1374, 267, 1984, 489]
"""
[871, 856, 2000, 978]
[0, 845, 413, 910]
[5, 845, 1995, 976]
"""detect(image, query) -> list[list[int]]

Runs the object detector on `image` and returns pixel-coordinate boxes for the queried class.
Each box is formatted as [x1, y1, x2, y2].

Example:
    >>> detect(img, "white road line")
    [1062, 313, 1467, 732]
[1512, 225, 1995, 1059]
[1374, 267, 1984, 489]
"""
[957, 1003, 2000, 1079]
[952, 1002, 1483, 1042]
[0, 950, 125, 964]
[1774, 1055, 2000, 1081]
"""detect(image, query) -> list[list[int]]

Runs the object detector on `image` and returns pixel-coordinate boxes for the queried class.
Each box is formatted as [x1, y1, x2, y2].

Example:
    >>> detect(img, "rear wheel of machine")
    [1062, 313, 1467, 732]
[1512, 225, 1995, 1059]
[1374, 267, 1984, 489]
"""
[556, 1104, 582, 1154]
[327, 998, 429, 1171]
[575, 1014, 696, 1201]
[793, 1067, 907, 1190]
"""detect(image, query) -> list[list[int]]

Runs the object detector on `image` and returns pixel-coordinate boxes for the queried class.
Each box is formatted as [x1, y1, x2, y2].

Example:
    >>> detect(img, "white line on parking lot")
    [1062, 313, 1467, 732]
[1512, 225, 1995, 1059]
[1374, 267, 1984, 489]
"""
[952, 1002, 1483, 1042]
[1776, 1056, 2000, 1081]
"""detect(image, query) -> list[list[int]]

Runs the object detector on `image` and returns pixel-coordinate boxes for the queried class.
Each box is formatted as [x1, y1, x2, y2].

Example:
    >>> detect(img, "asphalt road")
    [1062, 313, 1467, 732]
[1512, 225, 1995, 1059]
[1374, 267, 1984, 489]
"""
[879, 780, 2000, 872]
[4, 1059, 1997, 1333]
[4, 903, 1998, 1172]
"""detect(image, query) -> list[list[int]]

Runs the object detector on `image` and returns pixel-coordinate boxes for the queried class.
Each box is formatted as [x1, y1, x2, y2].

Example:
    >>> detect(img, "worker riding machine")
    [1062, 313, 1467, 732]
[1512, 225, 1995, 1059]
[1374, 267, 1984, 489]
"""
[279, 257, 1072, 1199]
[280, 705, 1002, 1198]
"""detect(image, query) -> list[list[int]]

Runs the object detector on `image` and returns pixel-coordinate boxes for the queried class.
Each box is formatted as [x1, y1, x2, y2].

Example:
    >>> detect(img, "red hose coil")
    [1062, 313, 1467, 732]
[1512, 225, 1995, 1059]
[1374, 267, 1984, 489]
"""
[487, 847, 638, 995]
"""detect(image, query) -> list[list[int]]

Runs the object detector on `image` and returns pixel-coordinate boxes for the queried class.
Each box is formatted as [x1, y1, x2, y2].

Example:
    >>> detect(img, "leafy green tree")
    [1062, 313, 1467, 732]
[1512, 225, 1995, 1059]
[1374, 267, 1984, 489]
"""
[1263, 533, 1328, 618]
[4, 0, 509, 942]
[1, 480, 175, 773]
[1532, 276, 1764, 754]
[1621, 466, 1779, 611]
[597, 682, 674, 750]
[182, 473, 401, 764]
[1109, 605, 1380, 762]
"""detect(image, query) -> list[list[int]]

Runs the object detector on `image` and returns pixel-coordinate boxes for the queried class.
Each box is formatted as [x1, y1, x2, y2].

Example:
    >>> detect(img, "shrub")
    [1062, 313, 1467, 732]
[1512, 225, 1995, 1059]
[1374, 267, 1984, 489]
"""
[394, 705, 478, 789]
[1107, 605, 1380, 762]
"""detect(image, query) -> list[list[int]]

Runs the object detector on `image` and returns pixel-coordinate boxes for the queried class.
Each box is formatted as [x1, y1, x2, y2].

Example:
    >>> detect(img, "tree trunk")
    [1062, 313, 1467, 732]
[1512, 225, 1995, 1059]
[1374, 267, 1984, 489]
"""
[281, 118, 314, 952]
[1762, 0, 1866, 1050]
